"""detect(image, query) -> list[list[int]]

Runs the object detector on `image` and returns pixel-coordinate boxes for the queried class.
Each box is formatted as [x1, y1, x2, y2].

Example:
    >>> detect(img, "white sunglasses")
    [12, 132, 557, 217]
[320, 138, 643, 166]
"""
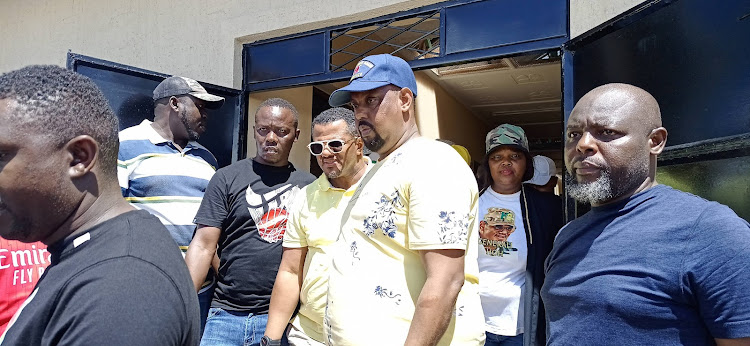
[307, 138, 355, 156]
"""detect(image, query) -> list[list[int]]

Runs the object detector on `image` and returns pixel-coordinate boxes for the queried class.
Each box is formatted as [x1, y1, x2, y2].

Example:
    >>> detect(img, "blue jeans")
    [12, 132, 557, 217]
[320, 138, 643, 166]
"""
[485, 332, 523, 346]
[200, 308, 268, 346]
[198, 285, 215, 334]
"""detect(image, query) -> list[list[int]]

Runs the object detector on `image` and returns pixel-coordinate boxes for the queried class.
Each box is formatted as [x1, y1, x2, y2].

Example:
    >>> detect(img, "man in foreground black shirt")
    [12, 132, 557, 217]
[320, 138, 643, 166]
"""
[0, 65, 200, 345]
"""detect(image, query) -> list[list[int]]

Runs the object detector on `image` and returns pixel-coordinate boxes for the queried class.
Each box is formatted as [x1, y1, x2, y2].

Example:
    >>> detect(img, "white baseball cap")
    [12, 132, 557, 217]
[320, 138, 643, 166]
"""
[526, 155, 556, 185]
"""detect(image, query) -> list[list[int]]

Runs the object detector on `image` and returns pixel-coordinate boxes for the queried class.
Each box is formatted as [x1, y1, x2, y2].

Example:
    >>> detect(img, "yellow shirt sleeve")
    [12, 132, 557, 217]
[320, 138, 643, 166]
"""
[406, 144, 478, 251]
[283, 182, 311, 248]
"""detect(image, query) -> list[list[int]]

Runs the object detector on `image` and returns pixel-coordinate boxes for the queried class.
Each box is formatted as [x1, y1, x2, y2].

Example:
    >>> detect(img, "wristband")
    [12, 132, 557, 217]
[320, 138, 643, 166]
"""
[260, 335, 281, 346]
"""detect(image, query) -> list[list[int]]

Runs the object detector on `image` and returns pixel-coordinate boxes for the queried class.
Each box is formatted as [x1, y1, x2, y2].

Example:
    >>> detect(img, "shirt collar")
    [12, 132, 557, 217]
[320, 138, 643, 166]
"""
[139, 119, 169, 145]
[139, 119, 203, 150]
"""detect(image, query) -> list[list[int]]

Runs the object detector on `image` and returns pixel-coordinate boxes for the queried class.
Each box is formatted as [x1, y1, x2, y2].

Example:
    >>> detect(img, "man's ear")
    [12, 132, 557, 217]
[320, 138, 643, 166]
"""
[169, 96, 180, 112]
[65, 135, 99, 178]
[294, 128, 301, 142]
[355, 137, 364, 156]
[649, 127, 668, 155]
[399, 87, 414, 112]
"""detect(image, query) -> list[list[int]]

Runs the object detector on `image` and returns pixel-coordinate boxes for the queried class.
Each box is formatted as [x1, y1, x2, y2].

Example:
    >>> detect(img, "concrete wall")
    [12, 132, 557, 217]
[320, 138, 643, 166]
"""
[1, 0, 647, 86]
[1, 0, 645, 172]
[0, 0, 445, 88]
[569, 0, 644, 38]
[247, 87, 314, 172]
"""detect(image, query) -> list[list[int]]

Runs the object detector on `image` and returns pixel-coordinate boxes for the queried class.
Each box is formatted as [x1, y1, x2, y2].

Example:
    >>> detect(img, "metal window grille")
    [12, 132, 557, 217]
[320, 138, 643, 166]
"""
[510, 50, 562, 67]
[329, 10, 441, 72]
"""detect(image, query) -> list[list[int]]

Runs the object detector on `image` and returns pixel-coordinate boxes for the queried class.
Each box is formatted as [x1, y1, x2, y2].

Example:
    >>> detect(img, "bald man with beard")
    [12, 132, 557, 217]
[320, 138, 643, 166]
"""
[541, 83, 750, 346]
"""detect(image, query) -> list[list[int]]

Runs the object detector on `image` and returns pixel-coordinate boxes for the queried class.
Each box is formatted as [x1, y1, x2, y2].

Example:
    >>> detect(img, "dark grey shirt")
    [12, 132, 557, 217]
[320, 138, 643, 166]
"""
[0, 210, 200, 346]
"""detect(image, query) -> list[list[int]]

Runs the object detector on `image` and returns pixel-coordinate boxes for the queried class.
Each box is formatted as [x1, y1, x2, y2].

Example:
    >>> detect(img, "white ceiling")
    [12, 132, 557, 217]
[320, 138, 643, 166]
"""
[422, 55, 562, 132]
[419, 54, 563, 163]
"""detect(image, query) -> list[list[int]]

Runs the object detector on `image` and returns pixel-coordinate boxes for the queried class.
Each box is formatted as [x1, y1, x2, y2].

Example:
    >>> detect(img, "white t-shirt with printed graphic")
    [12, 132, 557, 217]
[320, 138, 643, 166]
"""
[477, 188, 527, 336]
[325, 137, 485, 346]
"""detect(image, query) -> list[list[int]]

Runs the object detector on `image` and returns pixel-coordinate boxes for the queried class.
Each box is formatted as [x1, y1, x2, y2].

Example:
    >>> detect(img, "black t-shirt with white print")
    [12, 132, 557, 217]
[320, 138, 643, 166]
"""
[194, 159, 315, 313]
[0, 210, 200, 346]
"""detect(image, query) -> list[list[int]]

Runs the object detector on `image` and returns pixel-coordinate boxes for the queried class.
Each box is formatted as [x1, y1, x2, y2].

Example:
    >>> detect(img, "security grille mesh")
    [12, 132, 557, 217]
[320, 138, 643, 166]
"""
[330, 10, 441, 72]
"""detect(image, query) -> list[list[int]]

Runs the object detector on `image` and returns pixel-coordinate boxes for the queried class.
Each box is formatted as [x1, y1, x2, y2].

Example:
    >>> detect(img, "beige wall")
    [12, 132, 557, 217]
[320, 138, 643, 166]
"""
[0, 0, 647, 86]
[414, 72, 489, 163]
[247, 87, 313, 172]
[0, 0, 445, 88]
[569, 0, 644, 38]
[1, 0, 644, 171]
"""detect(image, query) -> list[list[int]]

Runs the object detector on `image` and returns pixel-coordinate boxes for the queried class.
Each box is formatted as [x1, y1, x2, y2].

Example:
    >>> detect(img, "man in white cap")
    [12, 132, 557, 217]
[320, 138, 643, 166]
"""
[118, 76, 225, 331]
[525, 155, 558, 194]
[324, 54, 485, 345]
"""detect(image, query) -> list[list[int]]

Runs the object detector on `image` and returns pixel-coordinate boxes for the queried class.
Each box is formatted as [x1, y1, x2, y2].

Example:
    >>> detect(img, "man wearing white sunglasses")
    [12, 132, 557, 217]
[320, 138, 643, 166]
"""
[263, 107, 370, 346]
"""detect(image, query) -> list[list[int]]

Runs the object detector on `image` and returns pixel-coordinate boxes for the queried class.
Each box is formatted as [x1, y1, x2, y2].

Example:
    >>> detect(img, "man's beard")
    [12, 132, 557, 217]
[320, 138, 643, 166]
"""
[180, 109, 201, 140]
[1, 207, 33, 241]
[565, 162, 647, 205]
[358, 121, 384, 153]
[363, 135, 384, 152]
[325, 170, 341, 179]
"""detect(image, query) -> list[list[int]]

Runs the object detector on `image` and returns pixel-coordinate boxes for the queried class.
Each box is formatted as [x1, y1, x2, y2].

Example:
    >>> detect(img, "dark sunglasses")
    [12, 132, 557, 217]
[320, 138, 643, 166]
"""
[307, 138, 355, 156]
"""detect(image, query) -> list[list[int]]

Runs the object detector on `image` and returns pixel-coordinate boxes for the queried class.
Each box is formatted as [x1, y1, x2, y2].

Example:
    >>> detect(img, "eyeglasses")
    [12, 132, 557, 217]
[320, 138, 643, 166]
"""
[307, 138, 355, 156]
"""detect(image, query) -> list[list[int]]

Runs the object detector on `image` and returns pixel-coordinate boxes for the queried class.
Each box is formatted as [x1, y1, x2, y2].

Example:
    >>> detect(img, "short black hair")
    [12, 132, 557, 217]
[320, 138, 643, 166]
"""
[311, 107, 357, 137]
[256, 98, 299, 128]
[0, 65, 119, 177]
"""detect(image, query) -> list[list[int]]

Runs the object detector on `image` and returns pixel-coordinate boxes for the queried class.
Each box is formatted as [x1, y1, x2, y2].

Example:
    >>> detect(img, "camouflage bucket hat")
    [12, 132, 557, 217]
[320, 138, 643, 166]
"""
[485, 124, 529, 154]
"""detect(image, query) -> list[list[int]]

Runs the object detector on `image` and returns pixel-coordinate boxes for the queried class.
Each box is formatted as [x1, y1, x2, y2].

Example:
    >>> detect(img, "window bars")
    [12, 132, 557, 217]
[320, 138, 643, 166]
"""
[330, 10, 441, 72]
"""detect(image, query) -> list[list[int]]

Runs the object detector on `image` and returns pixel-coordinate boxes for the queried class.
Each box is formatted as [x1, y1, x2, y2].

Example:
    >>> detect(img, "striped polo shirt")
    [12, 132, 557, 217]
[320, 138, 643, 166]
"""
[117, 120, 217, 253]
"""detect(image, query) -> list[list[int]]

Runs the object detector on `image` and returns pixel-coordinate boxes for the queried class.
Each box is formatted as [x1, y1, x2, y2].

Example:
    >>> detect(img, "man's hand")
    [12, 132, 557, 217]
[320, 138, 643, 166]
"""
[265, 247, 308, 340]
[404, 248, 465, 346]
[184, 225, 221, 292]
[716, 338, 750, 346]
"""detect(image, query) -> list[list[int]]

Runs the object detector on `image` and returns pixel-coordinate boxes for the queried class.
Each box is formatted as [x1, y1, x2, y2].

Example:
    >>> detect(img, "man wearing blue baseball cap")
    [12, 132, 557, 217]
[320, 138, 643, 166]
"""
[324, 54, 485, 345]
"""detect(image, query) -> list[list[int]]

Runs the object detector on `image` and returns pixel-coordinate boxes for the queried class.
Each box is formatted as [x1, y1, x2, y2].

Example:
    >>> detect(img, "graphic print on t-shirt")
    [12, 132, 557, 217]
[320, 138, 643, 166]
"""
[246, 183, 301, 243]
[479, 207, 518, 257]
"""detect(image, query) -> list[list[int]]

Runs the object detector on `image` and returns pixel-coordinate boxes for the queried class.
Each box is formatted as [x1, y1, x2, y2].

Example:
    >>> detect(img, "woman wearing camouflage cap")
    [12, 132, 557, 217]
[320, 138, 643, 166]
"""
[476, 124, 563, 346]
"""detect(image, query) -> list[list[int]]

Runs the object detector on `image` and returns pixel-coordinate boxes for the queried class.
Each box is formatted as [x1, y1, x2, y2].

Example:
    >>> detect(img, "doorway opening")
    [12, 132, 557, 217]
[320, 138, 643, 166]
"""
[306, 50, 564, 191]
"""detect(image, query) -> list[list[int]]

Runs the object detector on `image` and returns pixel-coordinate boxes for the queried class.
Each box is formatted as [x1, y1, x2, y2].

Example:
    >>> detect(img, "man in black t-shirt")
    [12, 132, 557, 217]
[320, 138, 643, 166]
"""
[185, 98, 315, 346]
[0, 66, 200, 346]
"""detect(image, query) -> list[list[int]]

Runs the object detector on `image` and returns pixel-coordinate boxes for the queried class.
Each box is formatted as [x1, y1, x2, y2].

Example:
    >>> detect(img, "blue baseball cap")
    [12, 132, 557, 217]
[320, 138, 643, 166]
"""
[328, 54, 418, 107]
